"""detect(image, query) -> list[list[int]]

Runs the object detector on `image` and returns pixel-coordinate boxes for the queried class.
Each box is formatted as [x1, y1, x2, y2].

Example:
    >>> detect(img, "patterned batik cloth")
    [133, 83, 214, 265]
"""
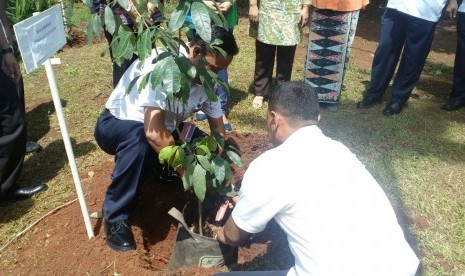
[304, 9, 359, 104]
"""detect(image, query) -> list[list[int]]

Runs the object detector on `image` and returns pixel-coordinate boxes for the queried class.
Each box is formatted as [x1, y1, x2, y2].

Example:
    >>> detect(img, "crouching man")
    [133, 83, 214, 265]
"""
[94, 26, 239, 251]
[217, 82, 419, 275]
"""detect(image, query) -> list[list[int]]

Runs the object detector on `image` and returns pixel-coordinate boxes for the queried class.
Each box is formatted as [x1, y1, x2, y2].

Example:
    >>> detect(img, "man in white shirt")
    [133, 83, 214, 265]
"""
[357, 0, 448, 116]
[94, 26, 239, 251]
[442, 0, 465, 111]
[217, 82, 420, 275]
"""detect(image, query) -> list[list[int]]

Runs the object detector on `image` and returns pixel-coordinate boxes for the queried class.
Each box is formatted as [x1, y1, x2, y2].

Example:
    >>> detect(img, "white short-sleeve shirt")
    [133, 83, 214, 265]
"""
[232, 126, 420, 276]
[387, 0, 448, 22]
[105, 47, 222, 132]
[459, 2, 465, 13]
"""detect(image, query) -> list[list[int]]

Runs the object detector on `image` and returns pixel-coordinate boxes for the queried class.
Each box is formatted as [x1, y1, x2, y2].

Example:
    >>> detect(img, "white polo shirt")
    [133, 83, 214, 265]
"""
[232, 126, 420, 276]
[105, 47, 222, 132]
[387, 0, 448, 22]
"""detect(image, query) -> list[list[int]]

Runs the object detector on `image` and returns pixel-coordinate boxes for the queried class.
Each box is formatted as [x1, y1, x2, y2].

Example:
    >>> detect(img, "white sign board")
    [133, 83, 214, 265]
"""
[13, 5, 66, 74]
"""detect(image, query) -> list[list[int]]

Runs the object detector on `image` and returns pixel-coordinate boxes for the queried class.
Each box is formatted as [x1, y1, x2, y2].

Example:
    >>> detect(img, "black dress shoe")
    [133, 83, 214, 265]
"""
[441, 98, 465, 111]
[104, 219, 136, 251]
[26, 141, 41, 154]
[383, 102, 405, 116]
[356, 96, 381, 109]
[10, 183, 48, 201]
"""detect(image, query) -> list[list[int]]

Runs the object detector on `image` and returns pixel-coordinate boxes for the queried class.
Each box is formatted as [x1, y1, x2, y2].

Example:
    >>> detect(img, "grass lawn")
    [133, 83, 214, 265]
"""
[1, 3, 465, 275]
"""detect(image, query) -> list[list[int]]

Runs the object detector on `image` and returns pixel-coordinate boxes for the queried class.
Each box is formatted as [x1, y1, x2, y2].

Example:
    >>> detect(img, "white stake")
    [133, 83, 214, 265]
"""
[43, 58, 94, 238]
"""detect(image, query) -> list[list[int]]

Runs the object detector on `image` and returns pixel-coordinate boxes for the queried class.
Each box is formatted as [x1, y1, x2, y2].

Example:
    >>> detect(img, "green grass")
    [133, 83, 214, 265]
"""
[1, 3, 465, 275]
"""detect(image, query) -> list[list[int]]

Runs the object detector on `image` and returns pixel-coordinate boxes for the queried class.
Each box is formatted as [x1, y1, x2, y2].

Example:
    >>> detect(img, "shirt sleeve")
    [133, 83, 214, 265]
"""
[201, 97, 222, 119]
[231, 157, 286, 234]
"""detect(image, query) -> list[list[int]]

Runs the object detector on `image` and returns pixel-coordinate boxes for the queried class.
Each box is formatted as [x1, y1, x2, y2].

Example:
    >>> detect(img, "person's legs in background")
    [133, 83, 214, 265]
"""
[357, 8, 407, 108]
[252, 40, 277, 109]
[442, 11, 465, 111]
[384, 13, 436, 116]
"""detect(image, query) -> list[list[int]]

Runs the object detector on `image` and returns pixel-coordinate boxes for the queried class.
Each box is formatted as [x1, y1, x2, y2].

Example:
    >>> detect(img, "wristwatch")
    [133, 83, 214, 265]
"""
[1, 45, 14, 54]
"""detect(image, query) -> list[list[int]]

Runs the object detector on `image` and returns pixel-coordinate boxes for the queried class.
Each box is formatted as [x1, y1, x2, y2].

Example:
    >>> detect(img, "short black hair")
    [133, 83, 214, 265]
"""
[190, 25, 239, 57]
[268, 81, 320, 123]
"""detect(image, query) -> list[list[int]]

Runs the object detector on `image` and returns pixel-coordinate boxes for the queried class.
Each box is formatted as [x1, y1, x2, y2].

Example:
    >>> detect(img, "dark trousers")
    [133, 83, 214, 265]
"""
[94, 110, 204, 221]
[0, 70, 26, 201]
[253, 40, 297, 97]
[365, 8, 437, 104]
[450, 12, 465, 101]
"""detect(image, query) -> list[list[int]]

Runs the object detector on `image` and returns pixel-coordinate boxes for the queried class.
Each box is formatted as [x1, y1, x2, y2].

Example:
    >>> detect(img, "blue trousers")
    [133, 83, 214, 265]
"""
[450, 12, 465, 101]
[94, 110, 205, 221]
[365, 8, 437, 104]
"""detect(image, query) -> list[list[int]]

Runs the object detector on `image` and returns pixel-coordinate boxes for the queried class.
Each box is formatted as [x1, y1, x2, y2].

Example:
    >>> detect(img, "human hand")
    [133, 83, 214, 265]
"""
[203, 0, 219, 13]
[446, 0, 458, 19]
[1, 53, 21, 83]
[299, 5, 310, 28]
[248, 5, 259, 23]
[219, 1, 233, 14]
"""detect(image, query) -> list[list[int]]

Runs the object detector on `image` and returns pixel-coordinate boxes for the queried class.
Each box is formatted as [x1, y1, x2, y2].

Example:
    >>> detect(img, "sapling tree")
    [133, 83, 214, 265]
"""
[83, 0, 243, 235]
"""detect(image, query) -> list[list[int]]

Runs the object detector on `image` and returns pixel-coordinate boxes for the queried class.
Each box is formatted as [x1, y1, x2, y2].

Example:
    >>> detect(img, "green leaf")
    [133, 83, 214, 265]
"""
[92, 13, 102, 41]
[197, 155, 212, 172]
[201, 136, 217, 152]
[182, 154, 195, 168]
[171, 147, 185, 169]
[86, 15, 94, 45]
[158, 145, 177, 165]
[199, 68, 218, 101]
[206, 4, 224, 28]
[168, 2, 190, 33]
[126, 75, 140, 95]
[117, 0, 130, 10]
[104, 5, 116, 35]
[191, 1, 211, 42]
[177, 73, 190, 104]
[183, 163, 196, 191]
[212, 131, 225, 148]
[224, 162, 232, 182]
[114, 26, 135, 64]
[137, 29, 153, 63]
[211, 156, 226, 184]
[226, 148, 243, 167]
[193, 165, 207, 202]
[138, 73, 151, 93]
[161, 56, 181, 96]
[150, 58, 168, 91]
[174, 56, 196, 79]
[196, 144, 211, 157]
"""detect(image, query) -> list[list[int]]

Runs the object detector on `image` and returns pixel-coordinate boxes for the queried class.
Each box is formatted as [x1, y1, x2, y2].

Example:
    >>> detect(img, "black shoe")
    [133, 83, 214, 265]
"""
[104, 219, 136, 251]
[10, 183, 48, 201]
[26, 141, 41, 154]
[356, 96, 381, 109]
[383, 102, 405, 116]
[441, 98, 465, 111]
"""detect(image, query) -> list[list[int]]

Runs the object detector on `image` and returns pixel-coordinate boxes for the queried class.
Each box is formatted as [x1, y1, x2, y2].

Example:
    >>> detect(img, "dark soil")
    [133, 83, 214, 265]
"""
[1, 132, 294, 275]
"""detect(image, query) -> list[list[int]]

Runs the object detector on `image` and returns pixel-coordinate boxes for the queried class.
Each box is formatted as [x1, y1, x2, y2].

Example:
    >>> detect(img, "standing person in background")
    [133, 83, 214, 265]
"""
[356, 0, 448, 116]
[0, 0, 47, 201]
[249, 0, 310, 109]
[195, 0, 239, 132]
[91, 0, 162, 88]
[304, 0, 369, 111]
[441, 0, 465, 111]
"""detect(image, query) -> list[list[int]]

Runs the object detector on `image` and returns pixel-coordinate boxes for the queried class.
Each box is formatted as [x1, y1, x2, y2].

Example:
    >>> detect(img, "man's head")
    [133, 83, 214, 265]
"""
[188, 25, 239, 73]
[267, 81, 320, 146]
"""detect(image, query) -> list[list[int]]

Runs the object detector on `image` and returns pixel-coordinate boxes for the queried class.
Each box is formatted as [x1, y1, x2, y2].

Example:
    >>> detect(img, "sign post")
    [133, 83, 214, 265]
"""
[14, 5, 94, 239]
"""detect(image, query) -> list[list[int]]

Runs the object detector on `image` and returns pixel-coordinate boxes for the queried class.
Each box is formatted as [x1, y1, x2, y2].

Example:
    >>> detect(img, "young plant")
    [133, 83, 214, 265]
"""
[158, 131, 242, 235]
[83, 0, 243, 234]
